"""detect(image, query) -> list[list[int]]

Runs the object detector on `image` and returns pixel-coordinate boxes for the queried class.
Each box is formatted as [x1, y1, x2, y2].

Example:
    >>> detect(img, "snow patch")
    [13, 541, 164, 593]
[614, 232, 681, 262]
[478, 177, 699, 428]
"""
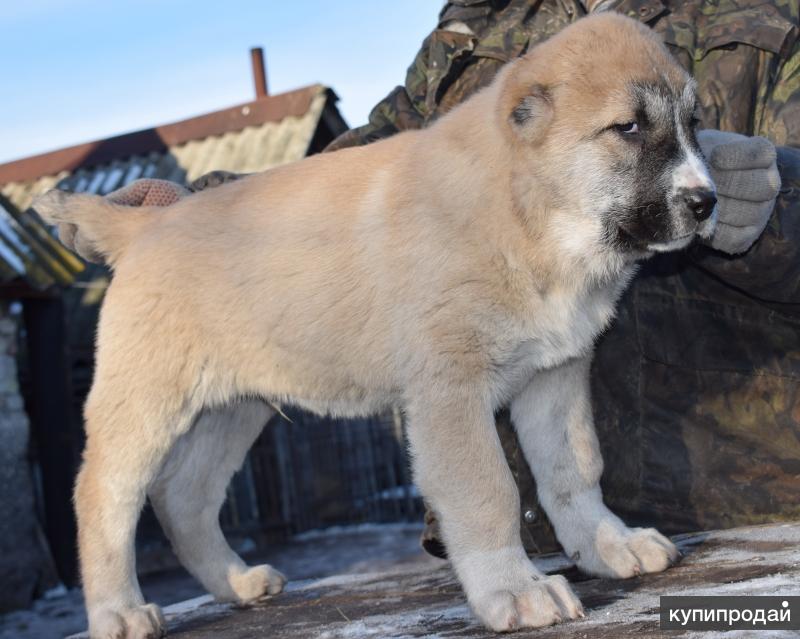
[292, 522, 423, 542]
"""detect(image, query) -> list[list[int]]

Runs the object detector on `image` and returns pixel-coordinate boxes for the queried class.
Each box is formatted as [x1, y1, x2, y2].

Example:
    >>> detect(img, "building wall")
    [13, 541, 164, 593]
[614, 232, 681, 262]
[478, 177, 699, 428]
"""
[0, 302, 56, 612]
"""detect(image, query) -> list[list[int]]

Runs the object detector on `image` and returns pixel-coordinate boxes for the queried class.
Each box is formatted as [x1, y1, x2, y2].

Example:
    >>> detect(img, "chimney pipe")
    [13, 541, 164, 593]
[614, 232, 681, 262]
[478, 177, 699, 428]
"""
[250, 47, 268, 99]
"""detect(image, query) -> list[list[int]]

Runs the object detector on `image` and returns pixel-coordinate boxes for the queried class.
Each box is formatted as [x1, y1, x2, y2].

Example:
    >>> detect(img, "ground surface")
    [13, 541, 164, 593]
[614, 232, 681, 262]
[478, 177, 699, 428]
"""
[0, 523, 432, 639]
[154, 522, 800, 639]
[4, 522, 798, 638]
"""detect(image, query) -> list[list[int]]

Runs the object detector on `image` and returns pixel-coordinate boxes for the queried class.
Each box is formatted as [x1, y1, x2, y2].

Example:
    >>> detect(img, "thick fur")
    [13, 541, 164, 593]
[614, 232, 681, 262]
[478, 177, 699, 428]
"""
[35, 14, 714, 638]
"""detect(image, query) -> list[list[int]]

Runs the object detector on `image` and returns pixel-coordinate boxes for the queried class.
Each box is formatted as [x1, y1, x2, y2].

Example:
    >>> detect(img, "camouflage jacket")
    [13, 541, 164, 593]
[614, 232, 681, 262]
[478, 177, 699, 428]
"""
[327, 0, 800, 553]
[328, 0, 800, 149]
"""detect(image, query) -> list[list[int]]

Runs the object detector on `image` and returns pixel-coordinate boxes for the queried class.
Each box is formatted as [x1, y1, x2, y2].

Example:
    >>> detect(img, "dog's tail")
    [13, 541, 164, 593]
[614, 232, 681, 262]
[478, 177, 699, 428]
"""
[33, 189, 154, 266]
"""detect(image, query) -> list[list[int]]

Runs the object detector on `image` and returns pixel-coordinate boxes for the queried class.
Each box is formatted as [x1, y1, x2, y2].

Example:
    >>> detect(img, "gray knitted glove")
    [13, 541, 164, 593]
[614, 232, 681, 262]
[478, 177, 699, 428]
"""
[697, 129, 781, 255]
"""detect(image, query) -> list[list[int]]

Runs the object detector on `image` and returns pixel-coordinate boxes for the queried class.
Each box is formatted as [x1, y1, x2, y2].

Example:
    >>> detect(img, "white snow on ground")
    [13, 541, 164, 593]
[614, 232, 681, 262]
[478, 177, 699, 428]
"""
[313, 523, 800, 639]
[2, 523, 430, 639]
[374, 485, 421, 501]
[292, 521, 424, 542]
[689, 632, 797, 639]
[161, 594, 215, 616]
[314, 603, 478, 639]
[7, 521, 799, 639]
[289, 540, 571, 593]
[678, 573, 799, 597]
[41, 584, 69, 600]
[0, 586, 86, 639]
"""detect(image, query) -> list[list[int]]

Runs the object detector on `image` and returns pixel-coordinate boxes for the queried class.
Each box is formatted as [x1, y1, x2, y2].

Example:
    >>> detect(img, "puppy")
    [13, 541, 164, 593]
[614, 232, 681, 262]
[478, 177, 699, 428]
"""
[35, 13, 716, 638]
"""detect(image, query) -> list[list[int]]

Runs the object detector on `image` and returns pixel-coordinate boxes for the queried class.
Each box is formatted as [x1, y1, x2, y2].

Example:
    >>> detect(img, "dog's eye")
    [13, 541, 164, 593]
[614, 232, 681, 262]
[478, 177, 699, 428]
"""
[689, 115, 701, 129]
[613, 122, 639, 135]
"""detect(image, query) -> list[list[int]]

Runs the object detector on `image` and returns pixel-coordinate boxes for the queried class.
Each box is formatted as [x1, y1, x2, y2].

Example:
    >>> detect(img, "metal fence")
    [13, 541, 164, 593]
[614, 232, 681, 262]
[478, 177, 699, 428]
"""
[220, 406, 423, 539]
[132, 405, 424, 555]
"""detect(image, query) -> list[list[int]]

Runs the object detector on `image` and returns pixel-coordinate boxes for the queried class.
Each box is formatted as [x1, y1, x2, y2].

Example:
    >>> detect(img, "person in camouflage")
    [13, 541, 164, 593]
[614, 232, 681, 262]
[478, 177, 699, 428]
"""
[88, 0, 799, 559]
[331, 0, 800, 557]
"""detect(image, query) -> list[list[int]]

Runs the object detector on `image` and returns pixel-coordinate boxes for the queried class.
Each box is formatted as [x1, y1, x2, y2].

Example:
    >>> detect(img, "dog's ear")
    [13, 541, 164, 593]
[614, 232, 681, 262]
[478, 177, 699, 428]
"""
[509, 85, 553, 144]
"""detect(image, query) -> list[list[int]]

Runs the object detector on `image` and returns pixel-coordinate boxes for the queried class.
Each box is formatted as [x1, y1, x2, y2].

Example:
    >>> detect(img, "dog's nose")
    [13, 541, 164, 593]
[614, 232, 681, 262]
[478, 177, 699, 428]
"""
[684, 189, 717, 221]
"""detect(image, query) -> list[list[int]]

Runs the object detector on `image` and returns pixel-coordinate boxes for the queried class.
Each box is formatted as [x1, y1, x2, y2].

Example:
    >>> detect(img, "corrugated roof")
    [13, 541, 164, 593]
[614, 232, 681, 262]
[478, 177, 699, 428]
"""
[0, 195, 85, 289]
[0, 85, 345, 290]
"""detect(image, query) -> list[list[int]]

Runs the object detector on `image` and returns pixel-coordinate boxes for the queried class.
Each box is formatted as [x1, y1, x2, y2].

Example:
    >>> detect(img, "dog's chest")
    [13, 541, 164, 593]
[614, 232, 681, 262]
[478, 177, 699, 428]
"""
[493, 278, 625, 399]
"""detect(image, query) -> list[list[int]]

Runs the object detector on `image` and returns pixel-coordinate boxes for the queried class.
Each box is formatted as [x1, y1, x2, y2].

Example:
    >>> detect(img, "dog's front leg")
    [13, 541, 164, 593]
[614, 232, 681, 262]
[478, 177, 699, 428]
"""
[511, 355, 679, 578]
[406, 388, 583, 631]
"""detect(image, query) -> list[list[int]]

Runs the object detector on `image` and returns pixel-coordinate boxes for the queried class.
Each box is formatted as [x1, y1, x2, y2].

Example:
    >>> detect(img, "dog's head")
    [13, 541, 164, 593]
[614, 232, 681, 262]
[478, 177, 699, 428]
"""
[500, 13, 716, 258]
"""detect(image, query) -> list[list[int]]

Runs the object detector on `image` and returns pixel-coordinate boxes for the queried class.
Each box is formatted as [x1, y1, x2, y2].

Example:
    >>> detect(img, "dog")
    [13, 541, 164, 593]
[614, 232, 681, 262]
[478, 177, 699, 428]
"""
[35, 13, 716, 638]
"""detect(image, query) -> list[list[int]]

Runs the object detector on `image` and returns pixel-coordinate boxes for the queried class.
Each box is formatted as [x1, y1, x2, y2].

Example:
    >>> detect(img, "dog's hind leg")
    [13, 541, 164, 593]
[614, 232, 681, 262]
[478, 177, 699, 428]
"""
[149, 400, 286, 603]
[76, 378, 195, 639]
[75, 275, 221, 639]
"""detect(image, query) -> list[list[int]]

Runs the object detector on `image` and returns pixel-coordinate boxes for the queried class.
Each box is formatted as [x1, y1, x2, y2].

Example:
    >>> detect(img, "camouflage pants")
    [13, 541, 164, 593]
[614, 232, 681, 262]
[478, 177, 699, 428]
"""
[422, 146, 800, 558]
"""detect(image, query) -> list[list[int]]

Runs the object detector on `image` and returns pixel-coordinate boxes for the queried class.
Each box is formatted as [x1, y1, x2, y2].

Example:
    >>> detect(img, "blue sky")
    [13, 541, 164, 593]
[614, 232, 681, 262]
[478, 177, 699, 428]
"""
[0, 1, 440, 164]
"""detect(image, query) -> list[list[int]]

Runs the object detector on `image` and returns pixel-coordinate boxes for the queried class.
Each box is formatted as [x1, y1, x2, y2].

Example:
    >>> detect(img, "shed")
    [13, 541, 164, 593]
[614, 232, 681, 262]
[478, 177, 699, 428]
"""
[0, 81, 347, 286]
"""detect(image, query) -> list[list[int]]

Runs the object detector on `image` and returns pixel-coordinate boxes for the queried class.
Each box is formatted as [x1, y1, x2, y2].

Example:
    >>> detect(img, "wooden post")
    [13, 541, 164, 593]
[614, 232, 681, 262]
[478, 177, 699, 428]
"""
[23, 296, 79, 585]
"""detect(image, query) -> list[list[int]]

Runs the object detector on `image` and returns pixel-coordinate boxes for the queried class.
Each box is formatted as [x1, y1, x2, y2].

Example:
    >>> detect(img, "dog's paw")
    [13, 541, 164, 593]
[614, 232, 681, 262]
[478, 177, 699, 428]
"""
[228, 564, 286, 603]
[578, 523, 679, 578]
[626, 528, 681, 573]
[90, 603, 165, 639]
[472, 574, 584, 632]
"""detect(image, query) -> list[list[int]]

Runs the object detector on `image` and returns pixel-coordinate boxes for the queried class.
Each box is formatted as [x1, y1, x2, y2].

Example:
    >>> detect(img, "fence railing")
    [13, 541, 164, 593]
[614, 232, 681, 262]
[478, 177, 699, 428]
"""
[220, 406, 424, 539]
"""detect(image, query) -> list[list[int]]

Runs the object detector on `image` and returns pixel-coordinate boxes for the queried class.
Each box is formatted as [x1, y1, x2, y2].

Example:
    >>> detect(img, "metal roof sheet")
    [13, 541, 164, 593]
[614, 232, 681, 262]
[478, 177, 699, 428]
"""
[0, 85, 340, 290]
[0, 196, 85, 288]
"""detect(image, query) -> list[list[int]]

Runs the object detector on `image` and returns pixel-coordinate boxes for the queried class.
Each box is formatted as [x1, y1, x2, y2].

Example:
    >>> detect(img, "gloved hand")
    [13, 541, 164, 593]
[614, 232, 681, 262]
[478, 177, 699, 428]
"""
[61, 169, 246, 263]
[106, 178, 190, 206]
[188, 170, 245, 191]
[697, 129, 781, 255]
[56, 179, 190, 263]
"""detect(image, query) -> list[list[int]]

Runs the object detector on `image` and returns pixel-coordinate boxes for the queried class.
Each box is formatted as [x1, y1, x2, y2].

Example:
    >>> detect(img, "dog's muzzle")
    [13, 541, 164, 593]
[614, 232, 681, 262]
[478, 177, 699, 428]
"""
[677, 187, 717, 222]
